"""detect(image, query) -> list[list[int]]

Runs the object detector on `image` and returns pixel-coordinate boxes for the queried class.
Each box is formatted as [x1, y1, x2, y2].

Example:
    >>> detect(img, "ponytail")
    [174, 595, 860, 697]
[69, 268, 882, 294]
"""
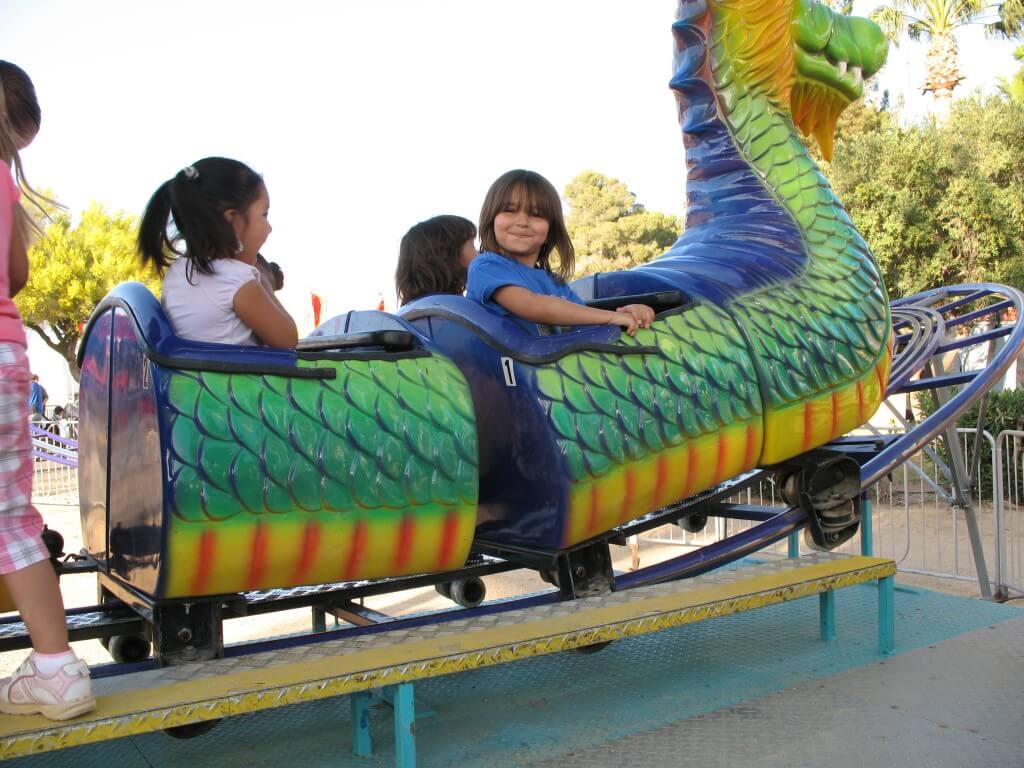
[137, 180, 176, 275]
[137, 157, 264, 278]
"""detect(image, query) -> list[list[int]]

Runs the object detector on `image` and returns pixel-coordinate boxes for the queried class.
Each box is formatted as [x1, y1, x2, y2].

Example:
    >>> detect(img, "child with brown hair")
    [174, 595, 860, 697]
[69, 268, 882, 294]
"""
[0, 60, 95, 721]
[467, 169, 653, 336]
[395, 214, 477, 306]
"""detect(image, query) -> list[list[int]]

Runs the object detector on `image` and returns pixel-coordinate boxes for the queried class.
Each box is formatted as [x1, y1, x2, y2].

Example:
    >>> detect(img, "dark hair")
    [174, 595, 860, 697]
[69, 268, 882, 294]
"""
[256, 252, 284, 291]
[478, 169, 575, 280]
[396, 215, 477, 306]
[138, 156, 264, 277]
[268, 261, 283, 290]
[0, 61, 56, 240]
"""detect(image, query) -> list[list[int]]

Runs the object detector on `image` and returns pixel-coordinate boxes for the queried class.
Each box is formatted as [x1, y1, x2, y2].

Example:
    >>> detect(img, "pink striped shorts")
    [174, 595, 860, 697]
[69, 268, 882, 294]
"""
[0, 342, 48, 575]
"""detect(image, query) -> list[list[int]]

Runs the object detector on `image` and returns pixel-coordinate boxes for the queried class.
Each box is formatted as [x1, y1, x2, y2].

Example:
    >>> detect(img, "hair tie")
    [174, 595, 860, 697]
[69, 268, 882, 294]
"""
[182, 165, 199, 181]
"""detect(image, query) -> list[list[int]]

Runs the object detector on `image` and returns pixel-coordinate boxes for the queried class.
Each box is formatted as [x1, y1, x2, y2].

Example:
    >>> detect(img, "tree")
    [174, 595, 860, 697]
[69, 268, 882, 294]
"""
[564, 171, 682, 277]
[826, 95, 1024, 297]
[803, 95, 895, 165]
[871, 0, 990, 114]
[999, 44, 1024, 102]
[15, 202, 160, 380]
[993, 0, 1023, 34]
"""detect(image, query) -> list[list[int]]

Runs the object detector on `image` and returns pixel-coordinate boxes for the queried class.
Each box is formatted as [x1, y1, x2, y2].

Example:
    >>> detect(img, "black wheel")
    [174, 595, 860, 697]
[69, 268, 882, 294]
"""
[777, 471, 801, 507]
[539, 569, 560, 587]
[108, 633, 151, 663]
[164, 719, 221, 739]
[571, 640, 612, 654]
[41, 526, 65, 560]
[680, 514, 708, 533]
[435, 581, 452, 599]
[449, 577, 486, 608]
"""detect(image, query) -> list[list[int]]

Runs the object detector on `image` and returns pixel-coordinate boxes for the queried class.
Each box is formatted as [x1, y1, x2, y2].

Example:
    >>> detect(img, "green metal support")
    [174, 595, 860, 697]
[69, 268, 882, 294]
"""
[819, 590, 835, 641]
[311, 607, 327, 633]
[878, 574, 895, 655]
[351, 691, 372, 757]
[393, 683, 416, 768]
[860, 494, 873, 557]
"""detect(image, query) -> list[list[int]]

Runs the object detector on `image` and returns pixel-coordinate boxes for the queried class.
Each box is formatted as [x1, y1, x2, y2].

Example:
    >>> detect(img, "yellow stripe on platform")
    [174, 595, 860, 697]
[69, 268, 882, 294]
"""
[0, 554, 895, 759]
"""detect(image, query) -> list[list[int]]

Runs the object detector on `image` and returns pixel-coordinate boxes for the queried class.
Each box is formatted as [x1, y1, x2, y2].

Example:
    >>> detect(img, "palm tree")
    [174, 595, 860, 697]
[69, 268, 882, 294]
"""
[871, 0, 989, 114]
[992, 0, 1023, 35]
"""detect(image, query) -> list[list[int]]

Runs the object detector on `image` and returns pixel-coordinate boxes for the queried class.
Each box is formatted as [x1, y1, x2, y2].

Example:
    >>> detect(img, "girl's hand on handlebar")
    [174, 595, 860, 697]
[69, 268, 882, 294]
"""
[617, 303, 655, 329]
[607, 311, 640, 336]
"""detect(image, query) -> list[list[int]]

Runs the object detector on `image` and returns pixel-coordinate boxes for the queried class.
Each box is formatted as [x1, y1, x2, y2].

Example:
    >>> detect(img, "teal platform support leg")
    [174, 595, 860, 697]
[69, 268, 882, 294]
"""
[819, 590, 836, 641]
[860, 494, 873, 557]
[311, 606, 327, 633]
[393, 683, 416, 768]
[351, 691, 372, 757]
[788, 532, 799, 558]
[878, 574, 895, 655]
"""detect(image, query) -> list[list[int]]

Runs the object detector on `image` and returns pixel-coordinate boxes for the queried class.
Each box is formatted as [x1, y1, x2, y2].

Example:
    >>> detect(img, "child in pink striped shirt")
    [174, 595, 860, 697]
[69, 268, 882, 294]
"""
[0, 61, 94, 721]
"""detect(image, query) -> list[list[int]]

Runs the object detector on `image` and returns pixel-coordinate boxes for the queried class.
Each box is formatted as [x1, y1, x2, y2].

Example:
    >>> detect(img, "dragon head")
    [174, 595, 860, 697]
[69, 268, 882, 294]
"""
[710, 0, 888, 161]
[791, 0, 888, 159]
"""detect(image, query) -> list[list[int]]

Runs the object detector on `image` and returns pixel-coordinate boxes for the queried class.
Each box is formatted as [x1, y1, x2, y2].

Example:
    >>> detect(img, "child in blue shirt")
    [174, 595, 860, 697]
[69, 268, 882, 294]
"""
[467, 170, 653, 336]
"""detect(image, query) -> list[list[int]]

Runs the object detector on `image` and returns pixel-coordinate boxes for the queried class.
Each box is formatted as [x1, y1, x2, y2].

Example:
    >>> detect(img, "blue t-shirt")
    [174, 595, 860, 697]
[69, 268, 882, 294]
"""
[28, 381, 45, 417]
[466, 252, 584, 335]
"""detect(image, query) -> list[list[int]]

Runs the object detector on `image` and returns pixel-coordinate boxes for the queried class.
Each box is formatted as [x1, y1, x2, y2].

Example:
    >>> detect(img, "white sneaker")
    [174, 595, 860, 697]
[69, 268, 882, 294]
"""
[0, 654, 96, 721]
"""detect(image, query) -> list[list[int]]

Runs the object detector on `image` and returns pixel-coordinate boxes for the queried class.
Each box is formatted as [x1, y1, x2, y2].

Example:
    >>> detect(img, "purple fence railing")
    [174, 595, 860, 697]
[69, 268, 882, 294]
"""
[30, 423, 78, 468]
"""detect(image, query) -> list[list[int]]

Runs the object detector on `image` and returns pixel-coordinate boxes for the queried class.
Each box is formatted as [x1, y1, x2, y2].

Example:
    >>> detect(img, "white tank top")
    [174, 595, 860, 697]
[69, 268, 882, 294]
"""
[161, 257, 261, 346]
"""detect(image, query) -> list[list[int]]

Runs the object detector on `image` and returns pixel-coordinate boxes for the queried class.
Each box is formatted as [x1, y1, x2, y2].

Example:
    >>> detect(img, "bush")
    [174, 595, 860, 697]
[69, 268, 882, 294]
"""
[916, 387, 1024, 436]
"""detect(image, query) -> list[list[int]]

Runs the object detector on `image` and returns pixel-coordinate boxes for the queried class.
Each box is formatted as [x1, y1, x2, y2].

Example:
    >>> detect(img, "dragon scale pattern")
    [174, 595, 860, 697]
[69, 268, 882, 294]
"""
[699, 0, 890, 461]
[528, 0, 892, 546]
[536, 303, 764, 546]
[158, 356, 478, 597]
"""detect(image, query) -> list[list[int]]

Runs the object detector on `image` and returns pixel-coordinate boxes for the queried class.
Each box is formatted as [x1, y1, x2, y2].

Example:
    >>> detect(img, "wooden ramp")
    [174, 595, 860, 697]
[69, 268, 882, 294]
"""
[0, 553, 896, 761]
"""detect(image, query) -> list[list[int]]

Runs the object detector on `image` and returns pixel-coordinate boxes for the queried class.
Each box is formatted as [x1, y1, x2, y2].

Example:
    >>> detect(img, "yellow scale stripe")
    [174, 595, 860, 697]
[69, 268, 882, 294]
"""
[761, 346, 891, 465]
[164, 505, 477, 597]
[565, 420, 763, 548]
[0, 556, 895, 759]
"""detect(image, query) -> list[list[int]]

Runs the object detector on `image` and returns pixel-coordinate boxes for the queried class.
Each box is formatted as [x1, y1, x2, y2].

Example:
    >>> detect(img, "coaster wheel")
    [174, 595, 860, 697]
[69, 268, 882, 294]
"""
[571, 640, 612, 654]
[107, 633, 152, 664]
[164, 720, 221, 739]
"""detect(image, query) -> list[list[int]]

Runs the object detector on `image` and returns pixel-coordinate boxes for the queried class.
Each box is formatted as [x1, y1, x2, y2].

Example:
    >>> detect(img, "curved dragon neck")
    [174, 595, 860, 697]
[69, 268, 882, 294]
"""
[662, 0, 887, 311]
[659, 0, 891, 453]
[708, 45, 867, 275]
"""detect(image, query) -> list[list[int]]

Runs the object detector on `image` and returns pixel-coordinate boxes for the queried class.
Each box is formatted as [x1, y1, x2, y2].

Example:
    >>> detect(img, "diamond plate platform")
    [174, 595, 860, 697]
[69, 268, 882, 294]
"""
[0, 553, 894, 760]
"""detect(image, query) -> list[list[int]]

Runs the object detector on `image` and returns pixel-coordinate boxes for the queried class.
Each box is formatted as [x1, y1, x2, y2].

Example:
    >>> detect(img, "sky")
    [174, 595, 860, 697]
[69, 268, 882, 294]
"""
[1, 0, 1020, 335]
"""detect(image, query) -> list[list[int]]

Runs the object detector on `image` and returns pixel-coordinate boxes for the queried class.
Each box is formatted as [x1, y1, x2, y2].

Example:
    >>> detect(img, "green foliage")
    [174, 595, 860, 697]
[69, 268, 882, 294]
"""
[16, 202, 160, 379]
[994, 0, 1024, 35]
[999, 45, 1024, 103]
[564, 171, 682, 277]
[803, 95, 895, 165]
[825, 95, 1024, 298]
[917, 387, 1024, 436]
[870, 0, 987, 43]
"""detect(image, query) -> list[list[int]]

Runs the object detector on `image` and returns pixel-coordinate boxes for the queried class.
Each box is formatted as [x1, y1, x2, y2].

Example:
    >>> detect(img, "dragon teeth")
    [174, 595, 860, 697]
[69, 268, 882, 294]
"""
[851, 66, 863, 85]
[838, 60, 847, 77]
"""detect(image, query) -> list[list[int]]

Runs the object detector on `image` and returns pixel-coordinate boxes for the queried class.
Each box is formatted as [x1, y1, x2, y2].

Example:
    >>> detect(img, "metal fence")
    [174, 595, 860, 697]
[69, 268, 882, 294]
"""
[31, 420, 79, 504]
[993, 430, 1024, 598]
